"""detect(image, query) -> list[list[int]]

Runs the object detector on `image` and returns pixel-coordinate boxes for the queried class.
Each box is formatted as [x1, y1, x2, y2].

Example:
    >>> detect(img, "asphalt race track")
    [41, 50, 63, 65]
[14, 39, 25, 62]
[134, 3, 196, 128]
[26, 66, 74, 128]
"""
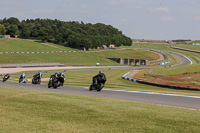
[168, 51, 192, 66]
[0, 81, 200, 110]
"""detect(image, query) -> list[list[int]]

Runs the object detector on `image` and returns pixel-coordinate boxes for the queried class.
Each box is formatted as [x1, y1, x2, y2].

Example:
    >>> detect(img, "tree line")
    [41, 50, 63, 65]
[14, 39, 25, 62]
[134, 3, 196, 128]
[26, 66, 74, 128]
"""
[0, 17, 132, 49]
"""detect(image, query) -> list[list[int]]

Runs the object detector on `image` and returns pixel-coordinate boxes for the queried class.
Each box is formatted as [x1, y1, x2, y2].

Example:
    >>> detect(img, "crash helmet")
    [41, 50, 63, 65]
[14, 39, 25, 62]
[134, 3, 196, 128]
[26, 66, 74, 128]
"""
[99, 71, 103, 74]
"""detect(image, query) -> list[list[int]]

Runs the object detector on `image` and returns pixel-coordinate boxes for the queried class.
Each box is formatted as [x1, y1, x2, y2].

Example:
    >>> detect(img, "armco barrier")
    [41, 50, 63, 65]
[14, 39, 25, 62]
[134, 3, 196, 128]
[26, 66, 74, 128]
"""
[122, 71, 200, 91]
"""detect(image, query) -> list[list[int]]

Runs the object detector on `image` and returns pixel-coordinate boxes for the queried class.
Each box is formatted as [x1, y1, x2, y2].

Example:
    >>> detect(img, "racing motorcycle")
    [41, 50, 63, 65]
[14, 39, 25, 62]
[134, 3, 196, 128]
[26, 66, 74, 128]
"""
[3, 74, 10, 82]
[48, 75, 60, 89]
[89, 78, 105, 92]
[32, 74, 41, 84]
[48, 73, 65, 89]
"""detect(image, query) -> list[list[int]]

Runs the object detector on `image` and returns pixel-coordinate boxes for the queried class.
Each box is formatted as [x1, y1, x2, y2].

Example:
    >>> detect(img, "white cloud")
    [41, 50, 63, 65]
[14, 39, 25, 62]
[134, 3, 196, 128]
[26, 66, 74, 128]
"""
[193, 16, 200, 21]
[160, 17, 176, 21]
[152, 7, 169, 13]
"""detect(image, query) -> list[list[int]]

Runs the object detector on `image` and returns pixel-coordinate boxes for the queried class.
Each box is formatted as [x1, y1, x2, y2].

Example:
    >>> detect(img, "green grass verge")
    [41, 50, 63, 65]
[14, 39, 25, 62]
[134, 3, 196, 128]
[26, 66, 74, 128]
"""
[151, 64, 200, 76]
[176, 44, 200, 51]
[88, 48, 159, 61]
[0, 38, 7, 42]
[1, 86, 200, 133]
[0, 39, 75, 52]
[0, 52, 120, 65]
[191, 40, 200, 43]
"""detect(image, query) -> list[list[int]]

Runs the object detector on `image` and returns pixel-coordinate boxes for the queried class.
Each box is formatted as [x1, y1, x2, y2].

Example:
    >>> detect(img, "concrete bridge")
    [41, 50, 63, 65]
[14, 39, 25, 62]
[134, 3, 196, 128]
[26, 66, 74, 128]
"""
[108, 58, 147, 66]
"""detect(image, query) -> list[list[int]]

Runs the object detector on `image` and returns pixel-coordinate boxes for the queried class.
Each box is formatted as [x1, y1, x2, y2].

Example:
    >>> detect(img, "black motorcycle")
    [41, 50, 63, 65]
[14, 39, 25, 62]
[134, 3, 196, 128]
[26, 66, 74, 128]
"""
[48, 75, 60, 89]
[32, 75, 41, 84]
[3, 74, 10, 82]
[89, 78, 105, 92]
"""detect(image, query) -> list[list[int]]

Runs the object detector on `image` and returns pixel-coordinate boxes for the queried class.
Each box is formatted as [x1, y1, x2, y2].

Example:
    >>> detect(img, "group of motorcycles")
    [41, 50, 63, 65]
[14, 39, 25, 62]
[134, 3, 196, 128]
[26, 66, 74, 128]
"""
[1, 71, 107, 91]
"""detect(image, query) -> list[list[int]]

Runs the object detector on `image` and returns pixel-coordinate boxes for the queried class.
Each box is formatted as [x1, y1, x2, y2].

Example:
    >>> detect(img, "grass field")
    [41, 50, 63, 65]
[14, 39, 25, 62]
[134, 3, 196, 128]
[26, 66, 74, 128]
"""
[176, 44, 200, 51]
[0, 39, 159, 65]
[0, 39, 75, 52]
[0, 38, 7, 42]
[1, 86, 200, 133]
[88, 48, 159, 61]
[0, 52, 119, 65]
[151, 64, 200, 76]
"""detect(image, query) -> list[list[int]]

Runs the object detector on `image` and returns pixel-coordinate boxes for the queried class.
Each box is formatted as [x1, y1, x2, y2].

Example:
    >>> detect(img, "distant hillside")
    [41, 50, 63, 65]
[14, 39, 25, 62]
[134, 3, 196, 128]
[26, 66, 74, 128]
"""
[0, 39, 159, 65]
[0, 17, 132, 50]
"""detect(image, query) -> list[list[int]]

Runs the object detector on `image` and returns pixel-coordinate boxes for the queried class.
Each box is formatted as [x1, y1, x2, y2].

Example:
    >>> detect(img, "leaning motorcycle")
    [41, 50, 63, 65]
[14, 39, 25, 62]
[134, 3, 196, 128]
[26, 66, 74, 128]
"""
[3, 74, 10, 82]
[32, 76, 41, 84]
[89, 78, 104, 92]
[48, 77, 61, 89]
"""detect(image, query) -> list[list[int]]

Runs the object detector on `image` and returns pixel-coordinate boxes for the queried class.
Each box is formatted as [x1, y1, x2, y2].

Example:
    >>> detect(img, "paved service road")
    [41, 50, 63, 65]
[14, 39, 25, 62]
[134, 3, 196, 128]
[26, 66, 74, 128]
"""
[1, 81, 200, 110]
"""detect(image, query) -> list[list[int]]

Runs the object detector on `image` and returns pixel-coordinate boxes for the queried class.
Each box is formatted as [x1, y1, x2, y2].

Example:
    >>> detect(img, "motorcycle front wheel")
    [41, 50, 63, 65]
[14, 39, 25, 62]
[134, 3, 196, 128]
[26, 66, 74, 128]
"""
[97, 83, 104, 92]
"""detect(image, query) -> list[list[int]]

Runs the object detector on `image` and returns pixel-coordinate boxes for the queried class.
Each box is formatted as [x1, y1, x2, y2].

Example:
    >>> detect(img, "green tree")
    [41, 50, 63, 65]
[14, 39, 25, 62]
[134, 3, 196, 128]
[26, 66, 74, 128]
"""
[1, 17, 132, 49]
[0, 24, 6, 35]
[20, 26, 30, 38]
[7, 24, 19, 37]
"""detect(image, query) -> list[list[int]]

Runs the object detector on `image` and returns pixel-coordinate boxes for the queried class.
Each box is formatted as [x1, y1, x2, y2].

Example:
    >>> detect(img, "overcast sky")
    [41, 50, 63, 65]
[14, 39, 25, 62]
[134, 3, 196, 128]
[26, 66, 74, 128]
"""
[0, 0, 200, 40]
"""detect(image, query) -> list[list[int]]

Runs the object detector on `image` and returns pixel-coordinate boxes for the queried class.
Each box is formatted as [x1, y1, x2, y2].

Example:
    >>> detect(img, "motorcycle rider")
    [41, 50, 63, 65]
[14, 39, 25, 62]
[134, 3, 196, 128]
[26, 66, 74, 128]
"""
[3, 73, 10, 82]
[48, 72, 65, 88]
[4, 73, 10, 78]
[32, 72, 42, 84]
[55, 72, 65, 86]
[89, 71, 107, 91]
[19, 73, 26, 83]
[20, 73, 26, 79]
[93, 71, 107, 84]
[34, 72, 42, 79]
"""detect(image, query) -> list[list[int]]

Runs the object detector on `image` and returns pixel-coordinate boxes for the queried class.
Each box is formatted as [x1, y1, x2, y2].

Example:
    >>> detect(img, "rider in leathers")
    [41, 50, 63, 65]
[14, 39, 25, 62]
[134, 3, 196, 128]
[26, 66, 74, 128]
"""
[93, 71, 107, 85]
